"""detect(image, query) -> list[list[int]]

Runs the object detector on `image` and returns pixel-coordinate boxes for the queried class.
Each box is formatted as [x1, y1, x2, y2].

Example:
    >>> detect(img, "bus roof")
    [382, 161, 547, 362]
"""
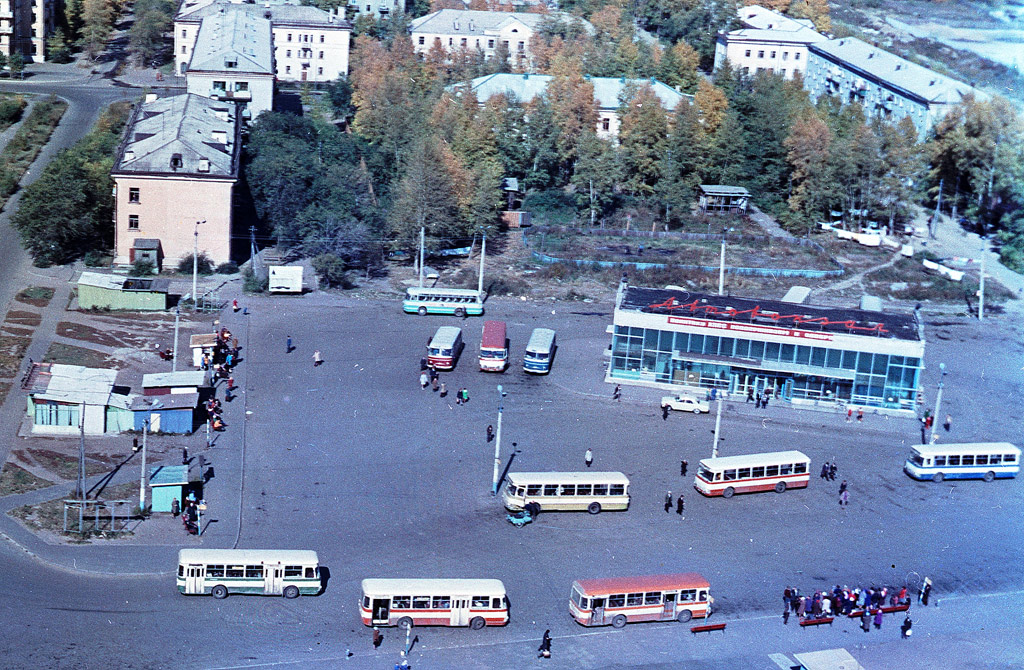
[361, 579, 506, 595]
[406, 287, 481, 298]
[698, 450, 809, 470]
[506, 472, 629, 485]
[573, 573, 709, 595]
[430, 326, 462, 348]
[526, 328, 556, 351]
[178, 549, 319, 564]
[481, 321, 507, 349]
[910, 442, 1020, 456]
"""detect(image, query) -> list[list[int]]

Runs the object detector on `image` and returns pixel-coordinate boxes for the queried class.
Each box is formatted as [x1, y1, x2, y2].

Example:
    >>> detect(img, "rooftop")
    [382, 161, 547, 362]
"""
[723, 27, 827, 45]
[78, 271, 169, 293]
[113, 94, 240, 178]
[149, 465, 190, 486]
[409, 8, 591, 36]
[142, 371, 209, 388]
[178, 0, 350, 28]
[463, 73, 689, 111]
[619, 288, 921, 341]
[736, 5, 818, 33]
[26, 363, 119, 405]
[131, 392, 201, 411]
[700, 185, 750, 195]
[188, 9, 273, 74]
[810, 37, 987, 105]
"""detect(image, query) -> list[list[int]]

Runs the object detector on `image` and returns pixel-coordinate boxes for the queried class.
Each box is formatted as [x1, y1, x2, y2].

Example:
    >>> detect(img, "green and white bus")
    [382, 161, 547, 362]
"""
[177, 549, 322, 599]
[402, 287, 484, 317]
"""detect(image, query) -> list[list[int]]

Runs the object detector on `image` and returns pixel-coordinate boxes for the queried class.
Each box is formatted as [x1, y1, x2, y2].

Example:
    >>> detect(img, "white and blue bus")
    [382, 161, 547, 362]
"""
[904, 442, 1021, 483]
[524, 328, 556, 374]
[403, 287, 484, 317]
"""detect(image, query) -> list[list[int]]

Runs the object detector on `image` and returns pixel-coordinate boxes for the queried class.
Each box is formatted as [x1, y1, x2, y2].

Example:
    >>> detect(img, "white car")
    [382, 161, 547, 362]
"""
[660, 394, 710, 414]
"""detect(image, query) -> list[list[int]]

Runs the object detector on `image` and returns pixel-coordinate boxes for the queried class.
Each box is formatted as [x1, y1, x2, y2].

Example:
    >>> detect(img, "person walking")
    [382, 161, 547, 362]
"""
[461, 388, 470, 404]
[847, 407, 853, 423]
[829, 462, 837, 481]
[613, 384, 621, 402]
[432, 376, 439, 392]
[944, 413, 952, 431]
[839, 489, 849, 507]
[873, 608, 884, 630]
[920, 577, 932, 606]
[486, 425, 494, 442]
[839, 480, 847, 495]
[584, 448, 593, 468]
[664, 491, 672, 513]
[455, 387, 463, 404]
[676, 493, 684, 516]
[372, 626, 382, 649]
[538, 630, 552, 659]
[439, 382, 447, 398]
[861, 610, 870, 633]
[746, 388, 754, 403]
[312, 350, 323, 367]
[286, 335, 293, 353]
[232, 299, 239, 313]
[762, 394, 770, 409]
[857, 408, 864, 422]
[680, 460, 688, 477]
[662, 404, 669, 420]
[901, 615, 913, 639]
[420, 371, 429, 389]
[820, 462, 830, 479]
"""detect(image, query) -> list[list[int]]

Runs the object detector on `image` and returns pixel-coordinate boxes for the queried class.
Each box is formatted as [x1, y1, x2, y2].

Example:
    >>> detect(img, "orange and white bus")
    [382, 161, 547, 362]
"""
[569, 573, 711, 627]
[360, 578, 509, 630]
[694, 450, 810, 498]
[427, 326, 463, 371]
[478, 320, 508, 372]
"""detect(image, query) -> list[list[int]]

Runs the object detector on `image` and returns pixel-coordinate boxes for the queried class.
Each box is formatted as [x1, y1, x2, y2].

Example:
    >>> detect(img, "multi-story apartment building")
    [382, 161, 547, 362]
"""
[185, 9, 275, 117]
[0, 0, 56, 61]
[805, 37, 987, 137]
[176, 0, 351, 82]
[713, 4, 826, 79]
[111, 94, 242, 271]
[346, 0, 404, 22]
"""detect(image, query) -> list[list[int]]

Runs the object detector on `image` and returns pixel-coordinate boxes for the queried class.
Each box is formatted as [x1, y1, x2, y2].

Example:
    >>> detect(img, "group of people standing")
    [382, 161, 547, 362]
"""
[744, 388, 773, 409]
[418, 356, 469, 404]
[783, 584, 914, 624]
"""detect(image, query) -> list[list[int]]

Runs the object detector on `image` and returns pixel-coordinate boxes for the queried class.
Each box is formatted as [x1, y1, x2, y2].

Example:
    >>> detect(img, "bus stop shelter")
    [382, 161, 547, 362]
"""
[149, 465, 189, 513]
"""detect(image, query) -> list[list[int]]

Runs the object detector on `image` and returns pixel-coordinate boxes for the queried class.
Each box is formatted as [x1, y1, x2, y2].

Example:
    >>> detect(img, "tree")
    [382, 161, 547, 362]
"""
[129, 0, 174, 67]
[545, 55, 597, 181]
[386, 133, 463, 257]
[8, 53, 24, 79]
[571, 131, 618, 224]
[47, 28, 73, 63]
[785, 110, 833, 233]
[790, 0, 831, 34]
[659, 100, 704, 223]
[327, 77, 355, 123]
[667, 41, 700, 92]
[694, 79, 728, 137]
[312, 253, 352, 288]
[79, 0, 114, 61]
[617, 84, 668, 197]
[875, 116, 924, 235]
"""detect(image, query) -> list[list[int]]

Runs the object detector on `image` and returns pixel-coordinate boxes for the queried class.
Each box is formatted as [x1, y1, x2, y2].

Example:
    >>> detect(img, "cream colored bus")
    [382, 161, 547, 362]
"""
[177, 549, 321, 599]
[502, 472, 630, 514]
[360, 578, 509, 629]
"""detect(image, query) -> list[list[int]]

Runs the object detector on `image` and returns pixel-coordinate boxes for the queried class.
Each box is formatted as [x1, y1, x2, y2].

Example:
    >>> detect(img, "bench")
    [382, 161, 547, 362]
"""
[690, 622, 727, 634]
[881, 604, 910, 615]
[799, 617, 834, 627]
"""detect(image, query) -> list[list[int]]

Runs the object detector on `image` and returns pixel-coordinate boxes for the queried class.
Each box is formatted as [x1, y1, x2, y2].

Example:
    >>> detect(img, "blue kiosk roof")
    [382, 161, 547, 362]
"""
[149, 465, 189, 486]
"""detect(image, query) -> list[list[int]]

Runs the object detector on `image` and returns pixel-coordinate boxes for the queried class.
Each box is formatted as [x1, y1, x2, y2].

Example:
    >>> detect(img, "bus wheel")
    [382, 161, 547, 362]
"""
[417, 307, 427, 316]
[398, 617, 414, 630]
[283, 585, 299, 599]
[470, 616, 486, 630]
[984, 471, 996, 482]
[722, 487, 735, 499]
[932, 473, 944, 483]
[212, 585, 228, 599]
[588, 502, 602, 514]
[677, 609, 692, 623]
[774, 481, 787, 493]
[611, 614, 627, 628]
[454, 307, 465, 318]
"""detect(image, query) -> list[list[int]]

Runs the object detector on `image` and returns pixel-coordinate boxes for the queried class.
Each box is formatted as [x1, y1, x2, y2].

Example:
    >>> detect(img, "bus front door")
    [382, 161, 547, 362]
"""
[186, 565, 204, 594]
[372, 599, 390, 625]
[591, 598, 606, 625]
[451, 598, 469, 626]
[264, 563, 283, 595]
[662, 592, 677, 620]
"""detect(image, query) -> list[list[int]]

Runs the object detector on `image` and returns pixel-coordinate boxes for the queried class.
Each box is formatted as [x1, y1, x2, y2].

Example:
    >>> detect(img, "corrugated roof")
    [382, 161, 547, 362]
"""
[724, 27, 827, 44]
[33, 364, 118, 406]
[410, 9, 590, 36]
[78, 272, 126, 291]
[131, 392, 201, 411]
[466, 73, 687, 111]
[177, 0, 350, 29]
[700, 185, 750, 195]
[78, 272, 169, 293]
[737, 5, 818, 33]
[188, 10, 273, 74]
[142, 371, 209, 388]
[150, 465, 190, 486]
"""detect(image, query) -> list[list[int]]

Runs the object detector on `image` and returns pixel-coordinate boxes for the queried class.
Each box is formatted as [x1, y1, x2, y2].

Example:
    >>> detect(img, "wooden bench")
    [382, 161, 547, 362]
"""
[690, 622, 727, 634]
[881, 604, 910, 615]
[799, 617, 834, 627]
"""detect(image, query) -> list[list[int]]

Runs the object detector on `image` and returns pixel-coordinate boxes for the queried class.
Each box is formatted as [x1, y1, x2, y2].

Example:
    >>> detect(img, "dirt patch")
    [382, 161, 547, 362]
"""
[864, 257, 1015, 304]
[56, 321, 124, 348]
[15, 448, 113, 481]
[14, 286, 54, 308]
[43, 342, 120, 369]
[1, 325, 33, 336]
[0, 462, 53, 496]
[0, 335, 30, 378]
[5, 310, 41, 326]
[9, 481, 139, 540]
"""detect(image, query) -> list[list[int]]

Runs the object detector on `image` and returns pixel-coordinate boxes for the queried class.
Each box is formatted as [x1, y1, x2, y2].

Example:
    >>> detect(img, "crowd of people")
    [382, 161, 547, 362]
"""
[782, 584, 914, 623]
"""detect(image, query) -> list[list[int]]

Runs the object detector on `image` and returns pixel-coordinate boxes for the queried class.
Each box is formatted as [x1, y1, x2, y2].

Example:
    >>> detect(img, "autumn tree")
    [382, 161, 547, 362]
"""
[79, 0, 114, 60]
[784, 110, 832, 233]
[571, 131, 619, 223]
[659, 100, 704, 223]
[617, 84, 668, 197]
[694, 79, 728, 137]
[545, 55, 598, 181]
[386, 134, 465, 256]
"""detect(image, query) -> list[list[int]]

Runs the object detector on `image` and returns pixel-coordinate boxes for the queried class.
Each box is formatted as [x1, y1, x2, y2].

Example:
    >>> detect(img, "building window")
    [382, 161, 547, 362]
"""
[517, 41, 524, 52]
[782, 51, 788, 60]
[448, 38, 453, 46]
[781, 69, 786, 76]
[286, 50, 291, 57]
[757, 50, 764, 58]
[320, 35, 324, 43]
[487, 39, 494, 48]
[34, 401, 79, 427]
[287, 33, 292, 41]
[418, 36, 424, 45]
[285, 66, 291, 73]
[128, 187, 140, 203]
[181, 29, 187, 38]
[601, 118, 610, 131]
[317, 67, 323, 75]
[743, 66, 750, 75]
[128, 215, 139, 230]
[235, 82, 248, 92]
[771, 51, 776, 58]
[319, 51, 323, 58]
[795, 53, 800, 60]
[213, 81, 226, 91]
[181, 46, 186, 54]
[745, 49, 750, 57]
[460, 38, 466, 47]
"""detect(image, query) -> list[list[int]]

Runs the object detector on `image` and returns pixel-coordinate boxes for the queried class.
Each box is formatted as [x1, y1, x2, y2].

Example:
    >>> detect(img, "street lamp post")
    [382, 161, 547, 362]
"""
[711, 394, 724, 458]
[718, 229, 727, 296]
[171, 306, 180, 372]
[491, 385, 506, 495]
[930, 363, 947, 443]
[139, 419, 149, 512]
[192, 220, 205, 312]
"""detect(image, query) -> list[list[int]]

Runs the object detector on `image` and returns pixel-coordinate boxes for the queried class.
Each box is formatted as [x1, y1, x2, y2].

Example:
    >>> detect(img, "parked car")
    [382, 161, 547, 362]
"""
[660, 394, 710, 413]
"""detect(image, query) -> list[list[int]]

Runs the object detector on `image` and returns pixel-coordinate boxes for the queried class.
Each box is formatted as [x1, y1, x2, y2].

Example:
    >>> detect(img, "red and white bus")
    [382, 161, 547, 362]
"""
[478, 320, 508, 372]
[427, 326, 463, 371]
[694, 450, 810, 498]
[360, 578, 509, 629]
[569, 573, 711, 627]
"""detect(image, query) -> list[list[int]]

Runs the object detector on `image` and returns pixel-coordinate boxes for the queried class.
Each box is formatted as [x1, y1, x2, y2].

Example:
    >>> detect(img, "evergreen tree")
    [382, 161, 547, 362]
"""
[571, 131, 618, 224]
[46, 28, 73, 63]
[79, 0, 113, 61]
[659, 100, 704, 224]
[617, 84, 668, 197]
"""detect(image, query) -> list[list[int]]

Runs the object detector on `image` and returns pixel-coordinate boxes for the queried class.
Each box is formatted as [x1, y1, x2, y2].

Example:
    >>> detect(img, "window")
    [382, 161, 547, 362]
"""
[752, 466, 765, 478]
[723, 469, 737, 481]
[181, 46, 186, 54]
[288, 33, 292, 41]
[593, 484, 608, 495]
[960, 455, 974, 466]
[745, 49, 750, 57]
[213, 80, 226, 91]
[494, 597, 504, 608]
[35, 402, 80, 426]
[934, 456, 946, 467]
[794, 462, 808, 474]
[644, 592, 661, 605]
[207, 565, 225, 577]
[128, 187, 140, 203]
[246, 565, 262, 578]
[526, 484, 541, 496]
[543, 484, 558, 496]
[472, 595, 489, 607]
[1006, 453, 1018, 464]
[679, 589, 696, 602]
[757, 50, 764, 58]
[319, 51, 323, 58]
[766, 465, 779, 477]
[235, 82, 248, 92]
[286, 66, 291, 73]
[975, 455, 988, 465]
[286, 50, 292, 57]
[576, 484, 591, 496]
[487, 39, 494, 48]
[517, 41, 524, 51]
[626, 593, 644, 606]
[431, 596, 451, 609]
[608, 594, 625, 607]
[318, 67, 323, 75]
[284, 565, 302, 577]
[320, 35, 325, 43]
[609, 484, 625, 496]
[560, 485, 575, 496]
[795, 53, 801, 60]
[460, 38, 467, 47]
[779, 464, 793, 475]
[418, 36, 424, 45]
[128, 215, 139, 230]
[448, 38, 453, 46]
[181, 29, 187, 37]
[412, 596, 430, 609]
[305, 567, 316, 579]
[226, 565, 244, 578]
[738, 468, 751, 479]
[601, 118, 610, 131]
[782, 51, 788, 60]
[989, 454, 1001, 465]
[392, 596, 411, 608]
[771, 51, 776, 58]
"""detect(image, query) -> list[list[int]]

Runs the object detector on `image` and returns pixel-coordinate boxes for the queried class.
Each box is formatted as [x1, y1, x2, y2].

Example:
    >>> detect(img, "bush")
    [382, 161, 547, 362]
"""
[523, 189, 577, 226]
[83, 251, 108, 267]
[312, 253, 351, 289]
[177, 252, 214, 275]
[242, 267, 268, 293]
[0, 96, 24, 126]
[486, 275, 531, 296]
[216, 261, 239, 274]
[130, 259, 155, 276]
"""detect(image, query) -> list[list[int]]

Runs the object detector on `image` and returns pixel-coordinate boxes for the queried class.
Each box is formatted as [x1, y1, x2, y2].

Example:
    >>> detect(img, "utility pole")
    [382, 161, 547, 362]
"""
[589, 179, 595, 227]
[711, 395, 724, 458]
[139, 419, 149, 513]
[930, 363, 947, 443]
[78, 413, 86, 532]
[930, 177, 943, 239]
[192, 220, 205, 312]
[718, 230, 727, 296]
[979, 241, 986, 321]
[171, 306, 180, 372]
[491, 385, 506, 495]
[478, 233, 486, 296]
[418, 227, 425, 288]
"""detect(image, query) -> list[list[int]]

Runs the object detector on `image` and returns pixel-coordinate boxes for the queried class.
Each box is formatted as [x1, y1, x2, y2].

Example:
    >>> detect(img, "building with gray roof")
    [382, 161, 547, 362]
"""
[713, 5, 826, 80]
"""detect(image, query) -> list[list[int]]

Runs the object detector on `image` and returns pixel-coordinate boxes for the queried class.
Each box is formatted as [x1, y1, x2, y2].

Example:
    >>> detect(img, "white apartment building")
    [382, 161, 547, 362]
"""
[713, 4, 826, 79]
[177, 0, 351, 82]
[346, 0, 404, 21]
[0, 0, 56, 61]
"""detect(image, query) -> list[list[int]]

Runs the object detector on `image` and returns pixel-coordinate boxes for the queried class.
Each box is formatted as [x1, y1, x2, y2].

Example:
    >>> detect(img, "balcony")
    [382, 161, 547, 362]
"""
[210, 89, 252, 101]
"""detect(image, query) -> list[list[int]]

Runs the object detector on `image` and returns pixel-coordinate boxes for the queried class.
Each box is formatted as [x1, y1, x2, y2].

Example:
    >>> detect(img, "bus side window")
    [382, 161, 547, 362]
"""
[715, 473, 721, 481]
[472, 595, 489, 607]
[679, 589, 695, 602]
[948, 456, 960, 466]
[608, 594, 625, 607]
[644, 592, 662, 605]
[752, 466, 765, 478]
[976, 455, 988, 465]
[779, 464, 792, 475]
[594, 484, 608, 495]
[305, 567, 316, 579]
[543, 484, 558, 496]
[794, 462, 807, 474]
[284, 565, 302, 577]
[1006, 454, 1018, 464]
[207, 564, 224, 577]
[765, 465, 779, 477]
[227, 565, 244, 578]
[723, 469, 737, 481]
[246, 565, 262, 578]
[961, 455, 974, 466]
[990, 455, 1001, 465]
[178, 565, 184, 576]
[934, 456, 946, 466]
[610, 484, 625, 495]
[393, 596, 411, 609]
[412, 596, 430, 609]
[627, 593, 643, 606]
[698, 590, 707, 601]
[526, 484, 542, 496]
[577, 484, 592, 495]
[432, 596, 451, 609]
[561, 485, 575, 496]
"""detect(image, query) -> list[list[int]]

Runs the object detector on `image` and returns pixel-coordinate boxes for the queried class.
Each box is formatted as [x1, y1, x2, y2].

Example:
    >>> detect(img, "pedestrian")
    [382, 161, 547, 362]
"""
[944, 413, 952, 432]
[227, 376, 235, 391]
[839, 480, 847, 495]
[861, 610, 870, 632]
[201, 352, 211, 370]
[232, 299, 239, 313]
[846, 407, 853, 422]
[829, 462, 837, 481]
[439, 382, 447, 397]
[839, 489, 849, 506]
[420, 356, 428, 371]
[429, 366, 438, 382]
[755, 391, 762, 407]
[486, 425, 494, 442]
[420, 371, 428, 389]
[171, 497, 180, 517]
[762, 394, 770, 409]
[432, 376, 439, 392]
[312, 350, 323, 367]
[286, 335, 293, 353]
[538, 630, 552, 659]
[585, 448, 593, 468]
[461, 388, 470, 404]
[372, 626, 382, 649]
[231, 337, 239, 355]
[901, 615, 913, 639]
[820, 462, 830, 479]
[456, 387, 463, 405]
[664, 490, 672, 513]
[676, 493, 684, 516]
[662, 404, 669, 420]
[746, 388, 754, 403]
[898, 586, 907, 605]
[613, 384, 621, 402]
[873, 608, 883, 630]
[680, 459, 688, 477]
[921, 577, 932, 606]
[857, 408, 864, 422]
[783, 608, 790, 625]
[182, 447, 189, 465]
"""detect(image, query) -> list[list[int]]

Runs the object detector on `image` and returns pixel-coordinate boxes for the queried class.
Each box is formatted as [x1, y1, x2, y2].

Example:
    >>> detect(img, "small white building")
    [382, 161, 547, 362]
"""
[346, 0, 404, 21]
[713, 5, 826, 79]
[24, 364, 133, 435]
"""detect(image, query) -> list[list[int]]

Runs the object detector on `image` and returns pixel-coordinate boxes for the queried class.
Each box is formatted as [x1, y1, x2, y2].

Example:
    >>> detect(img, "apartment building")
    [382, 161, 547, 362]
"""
[346, 0, 404, 21]
[0, 0, 56, 61]
[713, 4, 826, 79]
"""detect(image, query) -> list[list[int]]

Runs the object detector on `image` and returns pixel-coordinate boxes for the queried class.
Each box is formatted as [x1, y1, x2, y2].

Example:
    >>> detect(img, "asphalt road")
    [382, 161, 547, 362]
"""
[1, 296, 1022, 669]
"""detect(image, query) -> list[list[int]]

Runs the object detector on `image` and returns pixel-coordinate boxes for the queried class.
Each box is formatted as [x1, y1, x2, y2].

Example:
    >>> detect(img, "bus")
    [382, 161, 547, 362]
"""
[569, 573, 711, 628]
[478, 320, 508, 372]
[694, 450, 810, 498]
[502, 472, 630, 514]
[177, 549, 321, 599]
[403, 287, 484, 317]
[428, 326, 463, 371]
[904, 442, 1021, 482]
[360, 579, 509, 629]
[524, 328, 556, 374]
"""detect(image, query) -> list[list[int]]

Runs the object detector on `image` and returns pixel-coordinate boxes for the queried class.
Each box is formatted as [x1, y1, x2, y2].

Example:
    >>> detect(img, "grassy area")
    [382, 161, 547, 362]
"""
[14, 286, 54, 308]
[0, 462, 53, 496]
[0, 97, 67, 211]
[9, 481, 138, 538]
[4, 309, 41, 326]
[864, 256, 1016, 303]
[15, 448, 112, 481]
[42, 342, 118, 369]
[56, 321, 124, 348]
[0, 335, 30, 378]
[0, 94, 26, 134]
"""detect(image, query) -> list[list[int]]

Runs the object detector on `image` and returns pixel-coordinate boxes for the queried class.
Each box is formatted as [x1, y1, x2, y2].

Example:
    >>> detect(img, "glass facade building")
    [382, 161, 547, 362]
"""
[608, 288, 925, 411]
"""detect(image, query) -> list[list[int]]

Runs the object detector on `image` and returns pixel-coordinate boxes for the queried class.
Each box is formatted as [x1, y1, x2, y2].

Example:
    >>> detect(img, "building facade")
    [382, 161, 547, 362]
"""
[805, 37, 987, 137]
[346, 0, 404, 21]
[184, 10, 275, 116]
[111, 94, 242, 270]
[176, 0, 351, 82]
[608, 287, 925, 413]
[461, 73, 688, 139]
[713, 5, 826, 79]
[0, 0, 56, 62]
